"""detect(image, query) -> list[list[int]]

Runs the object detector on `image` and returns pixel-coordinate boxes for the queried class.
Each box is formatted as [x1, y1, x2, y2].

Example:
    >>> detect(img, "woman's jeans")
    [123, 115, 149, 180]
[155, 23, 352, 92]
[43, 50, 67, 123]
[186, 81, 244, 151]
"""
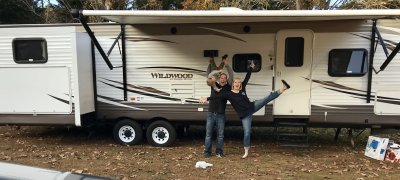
[204, 112, 225, 155]
[241, 91, 280, 149]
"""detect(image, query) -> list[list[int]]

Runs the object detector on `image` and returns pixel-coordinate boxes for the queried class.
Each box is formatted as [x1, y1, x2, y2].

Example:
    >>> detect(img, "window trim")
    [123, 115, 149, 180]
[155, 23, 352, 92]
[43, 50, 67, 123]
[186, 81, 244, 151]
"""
[12, 38, 48, 64]
[328, 48, 368, 77]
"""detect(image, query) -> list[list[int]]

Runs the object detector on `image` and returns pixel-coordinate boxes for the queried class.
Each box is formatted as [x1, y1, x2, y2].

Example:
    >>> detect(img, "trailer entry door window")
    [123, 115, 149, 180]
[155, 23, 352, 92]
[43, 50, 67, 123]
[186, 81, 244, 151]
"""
[232, 53, 261, 72]
[328, 49, 368, 77]
[285, 37, 304, 67]
[13, 38, 48, 63]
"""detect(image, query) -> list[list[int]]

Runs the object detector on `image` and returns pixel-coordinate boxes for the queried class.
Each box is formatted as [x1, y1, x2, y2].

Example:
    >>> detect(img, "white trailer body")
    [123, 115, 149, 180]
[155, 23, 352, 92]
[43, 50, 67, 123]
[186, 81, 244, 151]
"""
[1, 9, 400, 146]
[0, 25, 94, 126]
[80, 11, 400, 127]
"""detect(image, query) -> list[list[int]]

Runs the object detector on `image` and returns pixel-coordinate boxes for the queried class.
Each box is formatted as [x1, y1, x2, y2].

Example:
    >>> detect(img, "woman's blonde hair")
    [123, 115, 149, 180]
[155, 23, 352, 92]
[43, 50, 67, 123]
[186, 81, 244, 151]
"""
[231, 77, 242, 90]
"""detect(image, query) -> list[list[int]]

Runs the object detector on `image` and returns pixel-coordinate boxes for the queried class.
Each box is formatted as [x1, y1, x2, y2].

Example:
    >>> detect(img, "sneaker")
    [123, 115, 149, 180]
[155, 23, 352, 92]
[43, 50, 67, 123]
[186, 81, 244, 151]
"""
[281, 80, 291, 89]
[216, 153, 224, 158]
[204, 153, 211, 158]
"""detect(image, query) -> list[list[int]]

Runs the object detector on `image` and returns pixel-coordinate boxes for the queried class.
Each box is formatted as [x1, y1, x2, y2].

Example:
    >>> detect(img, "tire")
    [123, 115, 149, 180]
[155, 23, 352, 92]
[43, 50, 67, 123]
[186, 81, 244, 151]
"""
[146, 120, 176, 147]
[113, 119, 143, 145]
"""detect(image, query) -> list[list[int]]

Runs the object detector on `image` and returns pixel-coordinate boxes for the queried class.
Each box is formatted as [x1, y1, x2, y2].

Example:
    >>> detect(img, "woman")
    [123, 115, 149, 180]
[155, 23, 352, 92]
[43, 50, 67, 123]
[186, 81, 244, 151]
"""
[201, 62, 290, 158]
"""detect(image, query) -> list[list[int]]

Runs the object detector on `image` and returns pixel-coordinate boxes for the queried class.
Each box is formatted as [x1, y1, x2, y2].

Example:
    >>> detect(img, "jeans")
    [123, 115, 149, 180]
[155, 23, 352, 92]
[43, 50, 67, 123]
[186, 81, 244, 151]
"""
[241, 91, 281, 148]
[204, 112, 225, 155]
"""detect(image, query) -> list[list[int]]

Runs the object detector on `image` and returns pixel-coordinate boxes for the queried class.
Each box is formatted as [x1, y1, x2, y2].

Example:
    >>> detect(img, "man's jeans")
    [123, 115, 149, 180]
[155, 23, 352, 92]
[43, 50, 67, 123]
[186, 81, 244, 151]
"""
[204, 112, 225, 155]
[241, 91, 280, 148]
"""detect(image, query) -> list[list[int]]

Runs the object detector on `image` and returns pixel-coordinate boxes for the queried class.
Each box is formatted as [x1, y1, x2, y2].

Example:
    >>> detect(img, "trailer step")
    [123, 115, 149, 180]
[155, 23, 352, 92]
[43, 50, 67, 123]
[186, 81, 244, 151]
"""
[278, 133, 308, 137]
[274, 118, 309, 148]
[279, 143, 309, 148]
[276, 122, 308, 127]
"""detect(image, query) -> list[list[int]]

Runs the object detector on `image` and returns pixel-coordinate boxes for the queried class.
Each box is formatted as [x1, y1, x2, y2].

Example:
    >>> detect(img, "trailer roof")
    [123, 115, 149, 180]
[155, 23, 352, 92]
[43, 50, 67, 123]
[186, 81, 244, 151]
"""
[81, 9, 400, 24]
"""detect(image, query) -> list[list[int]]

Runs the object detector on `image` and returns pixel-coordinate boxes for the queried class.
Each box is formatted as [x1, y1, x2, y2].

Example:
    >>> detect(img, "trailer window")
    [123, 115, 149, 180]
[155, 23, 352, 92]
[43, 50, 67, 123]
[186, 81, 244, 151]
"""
[285, 37, 304, 67]
[232, 53, 261, 72]
[328, 49, 368, 77]
[13, 38, 48, 64]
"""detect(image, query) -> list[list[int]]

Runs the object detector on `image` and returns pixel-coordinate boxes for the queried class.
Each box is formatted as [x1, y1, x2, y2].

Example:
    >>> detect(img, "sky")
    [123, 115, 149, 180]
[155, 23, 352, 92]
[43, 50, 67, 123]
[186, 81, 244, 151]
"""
[44, 0, 58, 6]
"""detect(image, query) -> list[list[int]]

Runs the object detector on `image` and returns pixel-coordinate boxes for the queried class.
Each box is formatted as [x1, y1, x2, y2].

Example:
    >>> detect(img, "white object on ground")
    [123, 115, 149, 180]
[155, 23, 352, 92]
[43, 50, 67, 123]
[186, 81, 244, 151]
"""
[390, 143, 400, 149]
[195, 161, 213, 169]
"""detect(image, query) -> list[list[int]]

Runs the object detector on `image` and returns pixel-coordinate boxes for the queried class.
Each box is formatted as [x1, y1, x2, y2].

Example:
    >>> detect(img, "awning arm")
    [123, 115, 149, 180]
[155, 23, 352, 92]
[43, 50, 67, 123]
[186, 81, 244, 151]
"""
[379, 42, 400, 72]
[72, 9, 114, 70]
[107, 31, 122, 57]
[372, 23, 400, 73]
[367, 20, 377, 103]
[367, 21, 400, 103]
[374, 26, 390, 58]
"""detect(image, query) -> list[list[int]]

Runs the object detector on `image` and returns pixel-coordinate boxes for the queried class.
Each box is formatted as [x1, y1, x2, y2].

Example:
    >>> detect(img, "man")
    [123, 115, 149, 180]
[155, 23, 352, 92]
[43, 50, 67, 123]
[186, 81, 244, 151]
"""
[204, 55, 233, 158]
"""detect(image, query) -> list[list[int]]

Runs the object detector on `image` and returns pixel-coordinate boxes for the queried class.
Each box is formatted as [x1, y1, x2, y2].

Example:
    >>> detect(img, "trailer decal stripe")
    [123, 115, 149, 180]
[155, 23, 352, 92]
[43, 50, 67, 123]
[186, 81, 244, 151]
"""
[306, 78, 366, 92]
[125, 37, 176, 43]
[308, 76, 400, 105]
[351, 33, 397, 51]
[102, 78, 170, 96]
[324, 87, 400, 105]
[97, 95, 146, 111]
[376, 98, 400, 105]
[99, 80, 200, 104]
[350, 96, 400, 105]
[137, 66, 205, 73]
[308, 78, 365, 92]
[47, 94, 70, 105]
[198, 27, 246, 42]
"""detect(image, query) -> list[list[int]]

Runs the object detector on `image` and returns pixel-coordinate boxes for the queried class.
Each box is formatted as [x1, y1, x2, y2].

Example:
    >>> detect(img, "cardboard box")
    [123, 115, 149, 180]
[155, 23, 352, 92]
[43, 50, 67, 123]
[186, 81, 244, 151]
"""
[364, 136, 389, 161]
[385, 143, 400, 163]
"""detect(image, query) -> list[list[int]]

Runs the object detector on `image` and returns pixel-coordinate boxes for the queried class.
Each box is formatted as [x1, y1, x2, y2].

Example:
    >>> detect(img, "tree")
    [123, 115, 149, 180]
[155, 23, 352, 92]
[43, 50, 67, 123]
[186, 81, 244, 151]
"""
[4, 0, 400, 24]
[181, 0, 351, 10]
[43, 0, 135, 23]
[0, 0, 43, 24]
[43, 0, 84, 23]
[181, 0, 219, 10]
[268, 0, 346, 10]
[341, 0, 400, 9]
[135, 0, 182, 10]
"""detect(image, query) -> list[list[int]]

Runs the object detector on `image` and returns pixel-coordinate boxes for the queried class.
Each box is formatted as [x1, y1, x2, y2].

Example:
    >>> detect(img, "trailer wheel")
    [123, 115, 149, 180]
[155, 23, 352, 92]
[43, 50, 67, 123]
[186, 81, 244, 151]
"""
[146, 120, 176, 147]
[113, 119, 143, 145]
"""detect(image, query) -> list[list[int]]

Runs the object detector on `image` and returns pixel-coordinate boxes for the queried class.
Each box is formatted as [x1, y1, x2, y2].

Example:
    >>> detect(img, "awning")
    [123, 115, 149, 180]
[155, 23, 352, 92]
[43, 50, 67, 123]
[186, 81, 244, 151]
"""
[80, 9, 400, 24]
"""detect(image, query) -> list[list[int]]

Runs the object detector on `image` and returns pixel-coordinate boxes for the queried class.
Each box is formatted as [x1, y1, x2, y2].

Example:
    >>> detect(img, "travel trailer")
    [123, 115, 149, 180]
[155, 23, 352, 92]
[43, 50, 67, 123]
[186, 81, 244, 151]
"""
[1, 9, 400, 146]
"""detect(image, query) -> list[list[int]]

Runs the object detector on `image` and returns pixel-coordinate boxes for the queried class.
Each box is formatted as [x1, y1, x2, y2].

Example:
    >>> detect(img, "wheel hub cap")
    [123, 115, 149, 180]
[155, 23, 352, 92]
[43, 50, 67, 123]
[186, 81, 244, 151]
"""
[119, 125, 136, 143]
[152, 127, 169, 144]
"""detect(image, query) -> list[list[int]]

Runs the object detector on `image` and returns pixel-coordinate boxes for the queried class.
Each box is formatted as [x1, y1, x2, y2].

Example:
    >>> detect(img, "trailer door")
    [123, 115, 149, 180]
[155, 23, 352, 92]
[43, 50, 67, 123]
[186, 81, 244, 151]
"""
[273, 29, 313, 116]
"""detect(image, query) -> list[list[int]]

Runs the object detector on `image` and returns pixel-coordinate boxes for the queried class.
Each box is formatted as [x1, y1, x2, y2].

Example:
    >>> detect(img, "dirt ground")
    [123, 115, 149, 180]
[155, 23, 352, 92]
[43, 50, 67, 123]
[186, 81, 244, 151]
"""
[1, 125, 400, 180]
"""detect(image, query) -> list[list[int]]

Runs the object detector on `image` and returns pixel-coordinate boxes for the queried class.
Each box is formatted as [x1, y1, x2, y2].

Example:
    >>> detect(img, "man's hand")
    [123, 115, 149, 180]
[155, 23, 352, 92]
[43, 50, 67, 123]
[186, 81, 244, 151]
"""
[199, 97, 208, 104]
